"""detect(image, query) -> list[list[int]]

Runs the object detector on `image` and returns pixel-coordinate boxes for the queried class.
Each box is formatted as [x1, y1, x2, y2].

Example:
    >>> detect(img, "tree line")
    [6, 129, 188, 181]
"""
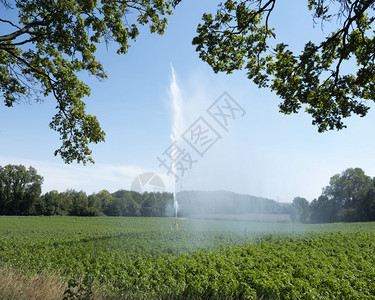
[1, 164, 375, 222]
[0, 164, 173, 216]
[291, 168, 375, 223]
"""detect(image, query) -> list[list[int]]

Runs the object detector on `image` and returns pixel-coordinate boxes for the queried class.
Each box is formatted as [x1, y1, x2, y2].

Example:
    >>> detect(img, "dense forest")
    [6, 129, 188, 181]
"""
[0, 165, 374, 222]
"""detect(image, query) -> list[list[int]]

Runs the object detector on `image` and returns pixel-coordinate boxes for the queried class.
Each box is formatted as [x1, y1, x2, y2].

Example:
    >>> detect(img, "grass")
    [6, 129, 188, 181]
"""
[0, 267, 107, 300]
[0, 268, 66, 300]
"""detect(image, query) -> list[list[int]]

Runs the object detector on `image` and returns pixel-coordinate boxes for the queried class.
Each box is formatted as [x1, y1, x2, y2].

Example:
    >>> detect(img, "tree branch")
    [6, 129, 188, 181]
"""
[2, 48, 56, 85]
[0, 18, 21, 29]
[0, 37, 40, 48]
[0, 20, 47, 42]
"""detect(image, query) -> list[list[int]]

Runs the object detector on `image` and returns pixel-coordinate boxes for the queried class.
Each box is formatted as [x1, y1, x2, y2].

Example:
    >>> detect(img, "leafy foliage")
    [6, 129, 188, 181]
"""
[0, 0, 175, 163]
[193, 0, 375, 132]
[0, 217, 375, 299]
[35, 189, 173, 217]
[309, 168, 375, 223]
[0, 164, 43, 215]
[3, 1, 375, 163]
[0, 164, 174, 216]
[63, 275, 95, 300]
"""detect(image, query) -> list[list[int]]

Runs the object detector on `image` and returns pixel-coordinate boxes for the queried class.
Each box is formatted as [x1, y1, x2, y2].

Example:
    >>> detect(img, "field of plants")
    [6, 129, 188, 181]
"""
[0, 217, 374, 299]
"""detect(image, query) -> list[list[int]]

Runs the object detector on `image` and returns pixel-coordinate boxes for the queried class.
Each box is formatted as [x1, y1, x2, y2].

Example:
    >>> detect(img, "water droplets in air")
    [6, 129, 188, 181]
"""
[169, 66, 184, 220]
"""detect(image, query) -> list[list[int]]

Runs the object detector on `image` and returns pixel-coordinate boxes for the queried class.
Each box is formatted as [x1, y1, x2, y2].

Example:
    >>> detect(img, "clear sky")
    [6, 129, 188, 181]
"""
[1, 0, 374, 202]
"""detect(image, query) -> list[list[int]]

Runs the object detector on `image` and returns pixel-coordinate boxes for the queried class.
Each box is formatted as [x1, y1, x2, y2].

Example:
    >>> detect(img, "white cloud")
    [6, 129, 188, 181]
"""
[0, 156, 172, 194]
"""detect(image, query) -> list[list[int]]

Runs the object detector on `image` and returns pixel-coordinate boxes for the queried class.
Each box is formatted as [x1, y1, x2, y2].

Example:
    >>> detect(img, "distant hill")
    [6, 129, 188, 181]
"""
[176, 190, 291, 216]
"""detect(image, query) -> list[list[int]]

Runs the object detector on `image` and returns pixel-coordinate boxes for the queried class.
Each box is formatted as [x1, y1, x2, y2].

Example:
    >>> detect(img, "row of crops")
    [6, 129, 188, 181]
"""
[0, 217, 374, 299]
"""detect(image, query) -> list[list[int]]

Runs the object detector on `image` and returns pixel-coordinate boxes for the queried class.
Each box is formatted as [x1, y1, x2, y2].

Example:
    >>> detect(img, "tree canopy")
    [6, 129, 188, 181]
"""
[1, 0, 375, 163]
[0, 0, 175, 164]
[0, 164, 43, 215]
[307, 168, 375, 223]
[193, 0, 375, 132]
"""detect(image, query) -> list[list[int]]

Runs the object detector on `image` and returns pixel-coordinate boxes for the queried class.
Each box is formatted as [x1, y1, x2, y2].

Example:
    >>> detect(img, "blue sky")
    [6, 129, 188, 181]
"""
[1, 0, 375, 202]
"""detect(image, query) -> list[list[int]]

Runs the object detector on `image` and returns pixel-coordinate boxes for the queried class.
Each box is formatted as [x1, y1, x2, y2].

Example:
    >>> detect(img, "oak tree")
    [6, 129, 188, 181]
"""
[193, 0, 375, 132]
[0, 0, 175, 163]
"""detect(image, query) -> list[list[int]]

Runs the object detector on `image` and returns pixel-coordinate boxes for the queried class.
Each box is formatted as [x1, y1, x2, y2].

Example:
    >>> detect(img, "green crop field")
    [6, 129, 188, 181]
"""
[0, 217, 374, 299]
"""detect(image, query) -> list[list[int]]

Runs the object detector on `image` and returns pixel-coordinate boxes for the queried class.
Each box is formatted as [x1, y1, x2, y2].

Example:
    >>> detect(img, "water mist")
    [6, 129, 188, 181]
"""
[169, 66, 184, 221]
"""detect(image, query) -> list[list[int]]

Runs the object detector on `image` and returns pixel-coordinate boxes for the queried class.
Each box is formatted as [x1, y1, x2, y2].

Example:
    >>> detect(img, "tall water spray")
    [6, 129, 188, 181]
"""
[169, 66, 184, 220]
